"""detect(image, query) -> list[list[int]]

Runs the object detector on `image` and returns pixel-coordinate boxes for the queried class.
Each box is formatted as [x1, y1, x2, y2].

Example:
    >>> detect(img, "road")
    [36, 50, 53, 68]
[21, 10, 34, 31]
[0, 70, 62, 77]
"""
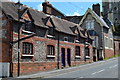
[45, 57, 119, 78]
[14, 57, 119, 80]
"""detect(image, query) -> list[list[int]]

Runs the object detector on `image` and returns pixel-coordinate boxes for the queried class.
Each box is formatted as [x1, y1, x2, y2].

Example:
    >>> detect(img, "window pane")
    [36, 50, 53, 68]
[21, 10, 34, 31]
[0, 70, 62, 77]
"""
[76, 46, 80, 56]
[22, 42, 33, 55]
[47, 45, 54, 55]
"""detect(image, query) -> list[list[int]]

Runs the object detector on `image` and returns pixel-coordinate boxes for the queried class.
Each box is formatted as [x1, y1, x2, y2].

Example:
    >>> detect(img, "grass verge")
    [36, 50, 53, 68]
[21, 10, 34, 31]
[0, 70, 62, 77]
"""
[104, 54, 120, 60]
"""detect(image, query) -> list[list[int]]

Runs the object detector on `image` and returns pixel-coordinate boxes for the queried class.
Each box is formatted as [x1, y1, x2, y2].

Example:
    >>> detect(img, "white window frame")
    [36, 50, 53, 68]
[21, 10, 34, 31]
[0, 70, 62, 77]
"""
[85, 20, 94, 30]
[110, 38, 114, 50]
[105, 36, 109, 49]
[64, 37, 68, 42]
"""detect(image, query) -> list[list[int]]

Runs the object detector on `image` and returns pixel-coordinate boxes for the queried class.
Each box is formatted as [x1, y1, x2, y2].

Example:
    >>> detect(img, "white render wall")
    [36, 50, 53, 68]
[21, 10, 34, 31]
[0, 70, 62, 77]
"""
[0, 62, 10, 77]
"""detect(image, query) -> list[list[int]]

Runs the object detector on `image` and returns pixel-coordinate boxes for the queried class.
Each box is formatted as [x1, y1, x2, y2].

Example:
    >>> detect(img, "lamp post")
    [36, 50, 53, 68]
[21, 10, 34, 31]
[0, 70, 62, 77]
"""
[16, 0, 23, 77]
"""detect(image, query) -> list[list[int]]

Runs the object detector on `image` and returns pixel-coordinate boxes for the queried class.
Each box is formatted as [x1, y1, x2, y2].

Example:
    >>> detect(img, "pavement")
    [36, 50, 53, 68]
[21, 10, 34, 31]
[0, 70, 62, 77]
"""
[1, 57, 119, 80]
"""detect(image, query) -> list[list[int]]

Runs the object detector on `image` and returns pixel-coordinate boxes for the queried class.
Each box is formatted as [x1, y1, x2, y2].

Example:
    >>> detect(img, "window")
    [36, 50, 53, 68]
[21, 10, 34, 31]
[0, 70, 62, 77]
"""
[64, 37, 68, 42]
[47, 45, 55, 55]
[22, 42, 33, 55]
[48, 27, 54, 36]
[93, 36, 98, 47]
[75, 46, 80, 56]
[110, 39, 113, 48]
[47, 27, 54, 39]
[105, 37, 108, 48]
[86, 20, 94, 30]
[85, 47, 89, 56]
[75, 34, 80, 43]
[22, 20, 33, 31]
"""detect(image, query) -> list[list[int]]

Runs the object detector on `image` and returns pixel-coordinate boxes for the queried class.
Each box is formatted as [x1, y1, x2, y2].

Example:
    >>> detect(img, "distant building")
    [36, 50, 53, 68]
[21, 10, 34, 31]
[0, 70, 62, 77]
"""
[79, 3, 114, 60]
[102, 0, 120, 26]
[114, 36, 120, 55]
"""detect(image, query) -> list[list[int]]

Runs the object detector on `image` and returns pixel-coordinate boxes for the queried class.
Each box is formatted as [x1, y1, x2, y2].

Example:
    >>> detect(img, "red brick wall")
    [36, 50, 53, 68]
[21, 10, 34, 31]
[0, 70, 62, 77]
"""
[1, 13, 13, 62]
[105, 49, 114, 58]
[42, 1, 65, 18]
[12, 34, 94, 76]
[114, 41, 120, 55]
[13, 62, 57, 76]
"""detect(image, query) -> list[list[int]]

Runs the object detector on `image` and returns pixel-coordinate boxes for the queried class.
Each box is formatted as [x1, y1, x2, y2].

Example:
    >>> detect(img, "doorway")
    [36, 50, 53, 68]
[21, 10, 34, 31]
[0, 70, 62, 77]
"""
[67, 48, 71, 66]
[93, 48, 96, 62]
[61, 48, 65, 67]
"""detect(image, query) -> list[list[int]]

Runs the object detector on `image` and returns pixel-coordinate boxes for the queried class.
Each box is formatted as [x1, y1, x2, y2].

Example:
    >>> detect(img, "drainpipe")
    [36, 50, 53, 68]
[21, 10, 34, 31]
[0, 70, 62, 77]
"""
[84, 40, 86, 62]
[57, 32, 60, 69]
[114, 40, 116, 56]
[102, 26, 105, 60]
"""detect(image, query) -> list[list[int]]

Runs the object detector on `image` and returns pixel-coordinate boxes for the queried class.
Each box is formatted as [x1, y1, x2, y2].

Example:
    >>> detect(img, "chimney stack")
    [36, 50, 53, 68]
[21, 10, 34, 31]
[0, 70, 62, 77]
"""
[92, 3, 100, 16]
[42, 1, 52, 14]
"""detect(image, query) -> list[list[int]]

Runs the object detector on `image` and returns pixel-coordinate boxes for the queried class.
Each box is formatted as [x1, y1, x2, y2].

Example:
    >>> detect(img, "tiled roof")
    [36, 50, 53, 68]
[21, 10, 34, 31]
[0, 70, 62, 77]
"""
[1, 2, 48, 29]
[65, 16, 84, 24]
[50, 16, 76, 35]
[79, 8, 109, 29]
[2, 2, 19, 21]
[1, 2, 88, 38]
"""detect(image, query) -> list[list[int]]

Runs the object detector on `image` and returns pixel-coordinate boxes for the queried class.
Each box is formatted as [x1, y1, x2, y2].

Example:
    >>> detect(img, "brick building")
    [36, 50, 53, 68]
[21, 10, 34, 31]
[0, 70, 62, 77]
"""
[1, 2, 94, 77]
[79, 4, 114, 60]
[114, 36, 120, 55]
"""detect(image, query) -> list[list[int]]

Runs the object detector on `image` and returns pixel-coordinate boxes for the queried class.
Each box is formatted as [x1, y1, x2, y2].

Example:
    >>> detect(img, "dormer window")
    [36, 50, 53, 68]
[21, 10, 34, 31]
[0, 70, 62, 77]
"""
[47, 27, 54, 39]
[64, 37, 68, 42]
[75, 34, 80, 43]
[22, 20, 33, 33]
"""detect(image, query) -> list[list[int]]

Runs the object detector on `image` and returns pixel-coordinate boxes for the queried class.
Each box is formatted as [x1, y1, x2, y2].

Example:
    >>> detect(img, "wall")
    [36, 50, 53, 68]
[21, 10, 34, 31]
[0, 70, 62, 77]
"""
[0, 13, 12, 63]
[80, 13, 102, 49]
[104, 29, 114, 58]
[104, 49, 114, 58]
[1, 12, 13, 77]
[12, 32, 93, 76]
[114, 41, 120, 55]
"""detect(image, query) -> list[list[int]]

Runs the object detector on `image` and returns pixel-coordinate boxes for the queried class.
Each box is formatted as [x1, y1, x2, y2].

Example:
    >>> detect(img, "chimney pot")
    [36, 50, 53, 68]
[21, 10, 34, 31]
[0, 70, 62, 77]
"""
[92, 3, 100, 16]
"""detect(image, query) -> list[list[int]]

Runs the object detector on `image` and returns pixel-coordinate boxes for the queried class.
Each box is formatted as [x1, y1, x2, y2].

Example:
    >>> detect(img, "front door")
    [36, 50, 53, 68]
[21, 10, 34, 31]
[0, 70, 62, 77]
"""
[93, 48, 96, 62]
[61, 48, 65, 67]
[67, 48, 71, 66]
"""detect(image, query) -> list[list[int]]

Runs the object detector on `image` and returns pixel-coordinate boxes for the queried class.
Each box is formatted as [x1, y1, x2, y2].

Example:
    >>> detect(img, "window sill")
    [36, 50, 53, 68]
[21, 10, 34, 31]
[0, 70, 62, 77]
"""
[75, 40, 80, 43]
[47, 55, 55, 58]
[22, 54, 34, 57]
[75, 56, 81, 59]
[85, 56, 90, 59]
[105, 47, 109, 49]
[47, 35, 54, 38]
[22, 30, 34, 34]
[64, 41, 68, 42]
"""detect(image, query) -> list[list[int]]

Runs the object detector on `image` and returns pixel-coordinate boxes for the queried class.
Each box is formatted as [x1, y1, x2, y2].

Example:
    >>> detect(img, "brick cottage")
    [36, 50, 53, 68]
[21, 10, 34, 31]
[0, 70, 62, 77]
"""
[0, 1, 115, 77]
